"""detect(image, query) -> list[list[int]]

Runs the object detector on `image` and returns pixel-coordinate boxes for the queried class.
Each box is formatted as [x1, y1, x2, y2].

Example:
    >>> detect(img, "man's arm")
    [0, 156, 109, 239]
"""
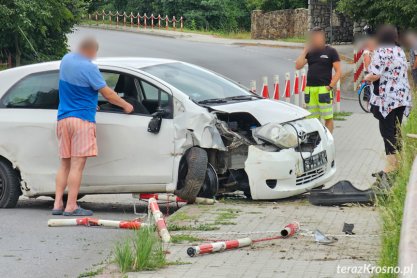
[327, 61, 342, 90]
[295, 47, 309, 70]
[99, 86, 133, 114]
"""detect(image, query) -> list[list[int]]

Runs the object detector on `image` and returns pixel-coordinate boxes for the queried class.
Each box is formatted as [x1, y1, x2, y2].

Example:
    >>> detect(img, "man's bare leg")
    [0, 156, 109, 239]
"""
[65, 157, 87, 212]
[53, 158, 71, 210]
[325, 119, 334, 134]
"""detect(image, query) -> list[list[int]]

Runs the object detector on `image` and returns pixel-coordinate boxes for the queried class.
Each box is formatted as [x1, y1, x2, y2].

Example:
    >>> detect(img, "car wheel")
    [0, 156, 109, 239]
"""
[0, 159, 22, 208]
[198, 163, 219, 198]
[175, 147, 208, 203]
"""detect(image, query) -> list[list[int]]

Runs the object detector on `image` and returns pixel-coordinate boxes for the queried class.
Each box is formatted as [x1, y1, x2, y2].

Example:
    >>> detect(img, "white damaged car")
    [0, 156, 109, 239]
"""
[0, 58, 336, 208]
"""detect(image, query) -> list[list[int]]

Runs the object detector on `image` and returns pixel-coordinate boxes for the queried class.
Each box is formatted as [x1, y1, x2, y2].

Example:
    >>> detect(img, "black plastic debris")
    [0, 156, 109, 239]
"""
[308, 180, 375, 206]
[342, 223, 355, 235]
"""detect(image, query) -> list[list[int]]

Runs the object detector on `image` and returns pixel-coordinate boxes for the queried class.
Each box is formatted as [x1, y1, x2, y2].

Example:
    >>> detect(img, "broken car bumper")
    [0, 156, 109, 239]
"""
[244, 121, 336, 200]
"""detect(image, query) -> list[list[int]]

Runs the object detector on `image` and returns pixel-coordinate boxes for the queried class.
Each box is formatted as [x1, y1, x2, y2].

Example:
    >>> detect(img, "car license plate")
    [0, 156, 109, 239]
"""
[303, 151, 327, 172]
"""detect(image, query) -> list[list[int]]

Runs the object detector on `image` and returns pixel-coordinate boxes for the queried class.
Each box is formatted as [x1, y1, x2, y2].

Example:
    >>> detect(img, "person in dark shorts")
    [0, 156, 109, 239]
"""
[295, 27, 342, 133]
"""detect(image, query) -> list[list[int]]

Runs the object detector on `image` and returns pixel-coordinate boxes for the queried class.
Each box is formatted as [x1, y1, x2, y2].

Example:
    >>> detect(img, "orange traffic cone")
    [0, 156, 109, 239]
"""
[261, 76, 269, 99]
[273, 75, 280, 100]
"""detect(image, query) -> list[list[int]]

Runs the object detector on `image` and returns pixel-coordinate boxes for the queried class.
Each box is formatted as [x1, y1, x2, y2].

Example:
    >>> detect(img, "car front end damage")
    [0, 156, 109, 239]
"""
[210, 104, 336, 200]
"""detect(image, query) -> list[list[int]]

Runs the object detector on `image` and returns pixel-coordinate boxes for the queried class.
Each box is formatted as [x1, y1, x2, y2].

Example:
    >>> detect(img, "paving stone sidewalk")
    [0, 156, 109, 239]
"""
[120, 113, 385, 278]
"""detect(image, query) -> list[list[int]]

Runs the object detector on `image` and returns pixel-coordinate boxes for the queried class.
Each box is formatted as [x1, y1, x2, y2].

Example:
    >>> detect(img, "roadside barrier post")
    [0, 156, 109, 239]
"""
[261, 76, 269, 99]
[180, 16, 184, 32]
[149, 198, 171, 243]
[151, 14, 155, 29]
[173, 16, 177, 31]
[250, 80, 257, 94]
[123, 12, 126, 27]
[144, 13, 147, 29]
[165, 15, 169, 30]
[116, 11, 119, 27]
[137, 13, 141, 28]
[273, 75, 280, 100]
[187, 238, 252, 257]
[158, 15, 161, 29]
[130, 12, 133, 27]
[283, 72, 291, 103]
[335, 80, 341, 113]
[293, 70, 300, 106]
[102, 10, 105, 22]
[95, 12, 98, 23]
[301, 68, 307, 107]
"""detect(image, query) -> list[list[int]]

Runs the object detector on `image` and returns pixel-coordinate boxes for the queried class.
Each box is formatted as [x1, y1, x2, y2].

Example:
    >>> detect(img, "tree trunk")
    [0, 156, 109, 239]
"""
[15, 34, 21, 66]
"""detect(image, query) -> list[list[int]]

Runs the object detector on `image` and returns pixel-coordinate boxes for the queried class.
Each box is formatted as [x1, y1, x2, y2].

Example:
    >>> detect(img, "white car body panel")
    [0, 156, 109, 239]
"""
[0, 58, 336, 200]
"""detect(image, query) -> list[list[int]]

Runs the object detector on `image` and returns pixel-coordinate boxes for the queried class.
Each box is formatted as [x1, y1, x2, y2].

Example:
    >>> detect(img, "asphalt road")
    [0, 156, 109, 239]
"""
[0, 27, 363, 278]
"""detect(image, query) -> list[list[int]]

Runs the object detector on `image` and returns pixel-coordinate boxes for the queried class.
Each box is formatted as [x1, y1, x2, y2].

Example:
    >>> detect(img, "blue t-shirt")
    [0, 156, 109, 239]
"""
[58, 53, 106, 123]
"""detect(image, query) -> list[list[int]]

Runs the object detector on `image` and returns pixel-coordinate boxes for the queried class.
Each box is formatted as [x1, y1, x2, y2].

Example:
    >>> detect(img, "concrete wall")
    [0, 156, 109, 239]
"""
[251, 9, 308, 40]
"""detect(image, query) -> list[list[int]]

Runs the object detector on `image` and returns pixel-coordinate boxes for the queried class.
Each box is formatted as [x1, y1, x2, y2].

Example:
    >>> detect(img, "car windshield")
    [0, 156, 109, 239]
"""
[141, 62, 253, 102]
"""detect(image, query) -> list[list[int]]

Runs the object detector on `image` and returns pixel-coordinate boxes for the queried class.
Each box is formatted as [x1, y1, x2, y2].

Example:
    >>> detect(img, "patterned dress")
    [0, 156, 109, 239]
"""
[368, 46, 412, 118]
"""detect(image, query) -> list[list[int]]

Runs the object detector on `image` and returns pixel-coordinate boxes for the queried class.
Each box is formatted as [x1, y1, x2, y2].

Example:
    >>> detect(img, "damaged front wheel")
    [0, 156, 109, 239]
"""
[175, 147, 208, 203]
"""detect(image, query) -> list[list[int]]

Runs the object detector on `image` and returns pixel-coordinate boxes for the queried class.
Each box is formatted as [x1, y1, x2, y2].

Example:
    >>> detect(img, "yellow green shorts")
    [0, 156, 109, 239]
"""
[304, 86, 334, 120]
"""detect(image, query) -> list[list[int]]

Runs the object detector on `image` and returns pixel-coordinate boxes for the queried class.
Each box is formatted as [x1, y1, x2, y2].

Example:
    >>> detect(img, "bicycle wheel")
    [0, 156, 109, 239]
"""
[358, 85, 371, 113]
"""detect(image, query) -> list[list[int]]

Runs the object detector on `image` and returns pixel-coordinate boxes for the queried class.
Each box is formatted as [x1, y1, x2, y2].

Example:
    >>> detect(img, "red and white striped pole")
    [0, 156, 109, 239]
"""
[137, 14, 141, 28]
[173, 16, 177, 31]
[250, 80, 257, 94]
[280, 222, 300, 237]
[187, 238, 252, 257]
[293, 70, 300, 106]
[95, 12, 98, 23]
[180, 16, 184, 32]
[165, 15, 169, 30]
[149, 197, 171, 243]
[335, 80, 341, 112]
[283, 72, 291, 103]
[135, 193, 215, 205]
[130, 12, 133, 27]
[158, 15, 161, 29]
[102, 10, 105, 22]
[116, 11, 119, 27]
[151, 14, 155, 29]
[261, 76, 269, 99]
[123, 12, 126, 27]
[300, 68, 307, 107]
[47, 218, 147, 230]
[144, 13, 147, 29]
[273, 75, 280, 100]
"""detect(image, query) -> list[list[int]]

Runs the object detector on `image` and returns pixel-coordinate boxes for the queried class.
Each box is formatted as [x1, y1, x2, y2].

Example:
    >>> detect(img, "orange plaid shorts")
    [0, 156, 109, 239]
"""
[57, 117, 97, 158]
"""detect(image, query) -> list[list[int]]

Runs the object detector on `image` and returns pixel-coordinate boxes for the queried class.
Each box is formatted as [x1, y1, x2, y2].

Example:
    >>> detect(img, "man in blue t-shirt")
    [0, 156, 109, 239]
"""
[52, 37, 133, 216]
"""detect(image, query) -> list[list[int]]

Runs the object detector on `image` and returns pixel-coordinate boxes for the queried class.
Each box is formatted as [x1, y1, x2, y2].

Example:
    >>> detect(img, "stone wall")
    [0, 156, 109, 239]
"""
[308, 0, 353, 43]
[251, 9, 308, 40]
[251, 0, 355, 43]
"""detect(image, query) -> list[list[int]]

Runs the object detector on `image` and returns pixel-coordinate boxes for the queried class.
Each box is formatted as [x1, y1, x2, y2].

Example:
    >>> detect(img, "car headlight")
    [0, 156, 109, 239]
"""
[252, 123, 298, 149]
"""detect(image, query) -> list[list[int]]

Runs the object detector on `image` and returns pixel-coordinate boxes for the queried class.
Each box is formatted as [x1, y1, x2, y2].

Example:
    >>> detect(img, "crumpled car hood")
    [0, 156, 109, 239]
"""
[210, 99, 310, 125]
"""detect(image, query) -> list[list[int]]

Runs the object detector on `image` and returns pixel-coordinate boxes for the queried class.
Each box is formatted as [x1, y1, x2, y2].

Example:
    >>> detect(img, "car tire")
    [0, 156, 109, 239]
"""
[175, 147, 208, 203]
[198, 163, 219, 198]
[0, 159, 22, 208]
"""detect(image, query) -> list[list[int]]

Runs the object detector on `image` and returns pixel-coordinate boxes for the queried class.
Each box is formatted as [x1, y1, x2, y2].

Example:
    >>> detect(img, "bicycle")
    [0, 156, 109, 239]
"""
[357, 81, 371, 113]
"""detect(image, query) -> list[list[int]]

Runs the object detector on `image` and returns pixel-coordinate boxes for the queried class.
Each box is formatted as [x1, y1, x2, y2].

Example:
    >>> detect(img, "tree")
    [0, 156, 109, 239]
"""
[337, 0, 417, 29]
[0, 0, 86, 66]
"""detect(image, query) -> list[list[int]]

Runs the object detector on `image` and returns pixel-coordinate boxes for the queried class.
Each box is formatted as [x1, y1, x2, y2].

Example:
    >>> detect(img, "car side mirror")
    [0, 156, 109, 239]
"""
[147, 109, 165, 134]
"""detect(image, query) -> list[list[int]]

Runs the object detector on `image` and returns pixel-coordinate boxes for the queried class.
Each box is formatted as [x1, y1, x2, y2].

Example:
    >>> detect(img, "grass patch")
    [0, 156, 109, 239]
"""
[167, 223, 220, 231]
[169, 211, 195, 222]
[278, 36, 306, 43]
[333, 111, 353, 121]
[378, 91, 417, 277]
[114, 227, 166, 273]
[167, 260, 192, 266]
[170, 234, 201, 244]
[78, 267, 104, 278]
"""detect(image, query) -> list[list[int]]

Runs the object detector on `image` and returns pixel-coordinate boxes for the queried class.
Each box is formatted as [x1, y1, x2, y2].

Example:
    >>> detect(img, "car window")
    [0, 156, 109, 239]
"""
[141, 80, 170, 110]
[1, 71, 59, 109]
[141, 62, 252, 102]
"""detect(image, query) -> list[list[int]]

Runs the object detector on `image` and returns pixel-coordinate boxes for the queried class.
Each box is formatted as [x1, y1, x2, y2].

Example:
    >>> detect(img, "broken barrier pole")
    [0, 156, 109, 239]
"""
[187, 222, 300, 257]
[136, 193, 215, 205]
[149, 197, 171, 242]
[187, 238, 252, 257]
[47, 217, 147, 230]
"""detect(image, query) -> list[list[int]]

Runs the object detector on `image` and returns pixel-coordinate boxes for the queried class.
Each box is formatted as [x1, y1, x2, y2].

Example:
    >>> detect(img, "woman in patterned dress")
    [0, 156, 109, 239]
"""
[364, 25, 412, 175]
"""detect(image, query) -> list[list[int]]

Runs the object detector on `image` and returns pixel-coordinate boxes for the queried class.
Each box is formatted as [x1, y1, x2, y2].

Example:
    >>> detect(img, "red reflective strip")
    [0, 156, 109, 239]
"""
[149, 201, 160, 212]
[140, 193, 158, 200]
[336, 89, 341, 102]
[285, 81, 291, 97]
[76, 217, 96, 226]
[156, 219, 167, 230]
[225, 240, 240, 249]
[198, 244, 214, 254]
[119, 221, 141, 229]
